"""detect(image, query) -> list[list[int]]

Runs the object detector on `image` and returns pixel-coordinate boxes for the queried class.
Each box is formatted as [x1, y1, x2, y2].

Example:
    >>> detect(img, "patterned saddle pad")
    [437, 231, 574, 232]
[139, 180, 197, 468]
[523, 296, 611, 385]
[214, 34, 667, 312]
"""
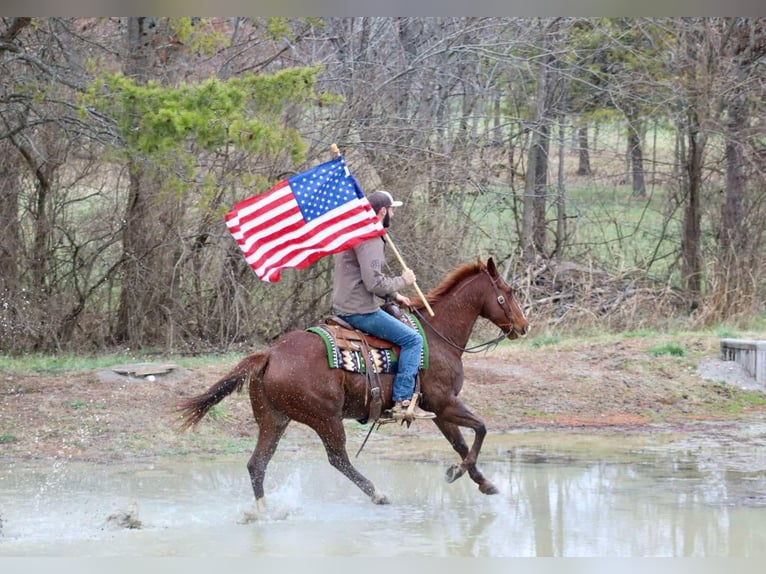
[307, 313, 428, 374]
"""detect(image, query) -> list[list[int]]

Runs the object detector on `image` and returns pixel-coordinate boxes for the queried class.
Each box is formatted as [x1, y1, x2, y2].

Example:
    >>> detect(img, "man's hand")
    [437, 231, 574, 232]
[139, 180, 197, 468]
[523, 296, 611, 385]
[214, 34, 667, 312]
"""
[394, 293, 413, 307]
[401, 268, 416, 285]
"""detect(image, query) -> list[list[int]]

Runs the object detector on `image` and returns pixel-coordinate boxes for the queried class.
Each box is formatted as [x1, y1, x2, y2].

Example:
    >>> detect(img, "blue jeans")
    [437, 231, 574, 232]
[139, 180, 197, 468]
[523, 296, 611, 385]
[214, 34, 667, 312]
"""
[339, 309, 423, 402]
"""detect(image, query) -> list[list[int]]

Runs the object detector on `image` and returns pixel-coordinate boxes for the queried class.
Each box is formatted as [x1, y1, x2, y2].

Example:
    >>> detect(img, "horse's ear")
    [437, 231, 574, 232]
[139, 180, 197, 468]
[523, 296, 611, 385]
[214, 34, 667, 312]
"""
[486, 257, 498, 277]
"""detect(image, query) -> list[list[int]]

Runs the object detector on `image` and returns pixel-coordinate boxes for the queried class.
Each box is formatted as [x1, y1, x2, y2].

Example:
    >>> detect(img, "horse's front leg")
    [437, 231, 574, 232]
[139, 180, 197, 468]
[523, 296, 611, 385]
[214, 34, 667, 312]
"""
[433, 401, 499, 495]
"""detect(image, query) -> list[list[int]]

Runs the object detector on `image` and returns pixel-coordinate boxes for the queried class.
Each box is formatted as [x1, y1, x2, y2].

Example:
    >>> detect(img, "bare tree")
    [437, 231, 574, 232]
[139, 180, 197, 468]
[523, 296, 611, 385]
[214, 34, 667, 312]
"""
[522, 18, 563, 263]
[714, 18, 766, 317]
[2, 17, 765, 352]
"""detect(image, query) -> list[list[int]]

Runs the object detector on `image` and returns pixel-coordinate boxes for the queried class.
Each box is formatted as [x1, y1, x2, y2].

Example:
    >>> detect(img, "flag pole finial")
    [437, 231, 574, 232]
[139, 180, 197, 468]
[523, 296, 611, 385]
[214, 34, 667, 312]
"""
[331, 143, 340, 157]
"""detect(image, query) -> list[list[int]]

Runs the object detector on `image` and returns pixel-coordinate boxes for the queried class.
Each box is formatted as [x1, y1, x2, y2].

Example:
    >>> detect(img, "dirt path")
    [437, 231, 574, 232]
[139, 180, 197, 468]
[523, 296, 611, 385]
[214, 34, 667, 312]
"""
[1, 333, 764, 465]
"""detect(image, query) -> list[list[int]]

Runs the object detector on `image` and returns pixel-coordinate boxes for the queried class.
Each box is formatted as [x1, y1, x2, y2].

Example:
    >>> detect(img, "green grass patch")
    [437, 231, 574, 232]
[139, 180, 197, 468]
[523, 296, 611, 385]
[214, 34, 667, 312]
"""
[731, 390, 766, 410]
[63, 399, 88, 410]
[0, 351, 245, 373]
[522, 409, 556, 421]
[0, 353, 139, 373]
[714, 326, 740, 339]
[648, 343, 686, 357]
[706, 382, 766, 414]
[530, 335, 562, 348]
[0, 434, 17, 444]
[206, 404, 232, 423]
[623, 330, 656, 338]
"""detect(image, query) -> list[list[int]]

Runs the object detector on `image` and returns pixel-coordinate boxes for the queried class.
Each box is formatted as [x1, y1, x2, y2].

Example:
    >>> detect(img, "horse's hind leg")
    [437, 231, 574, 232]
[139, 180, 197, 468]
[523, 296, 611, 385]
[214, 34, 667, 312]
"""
[241, 414, 290, 521]
[313, 418, 390, 505]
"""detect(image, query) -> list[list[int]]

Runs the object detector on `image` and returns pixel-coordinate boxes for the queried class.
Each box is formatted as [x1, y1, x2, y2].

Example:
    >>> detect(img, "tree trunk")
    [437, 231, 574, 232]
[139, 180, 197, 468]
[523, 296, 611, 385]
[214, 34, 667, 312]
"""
[715, 18, 762, 318]
[522, 126, 539, 264]
[555, 115, 567, 259]
[682, 111, 703, 304]
[532, 122, 550, 253]
[576, 124, 591, 176]
[0, 146, 21, 296]
[113, 17, 180, 346]
[522, 19, 557, 264]
[679, 24, 710, 307]
[628, 121, 647, 198]
[0, 19, 32, 297]
[721, 83, 747, 256]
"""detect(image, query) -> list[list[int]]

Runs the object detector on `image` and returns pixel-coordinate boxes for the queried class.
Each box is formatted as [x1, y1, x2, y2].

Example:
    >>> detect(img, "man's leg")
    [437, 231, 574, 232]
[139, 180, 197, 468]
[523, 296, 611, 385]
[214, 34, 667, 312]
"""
[340, 310, 423, 401]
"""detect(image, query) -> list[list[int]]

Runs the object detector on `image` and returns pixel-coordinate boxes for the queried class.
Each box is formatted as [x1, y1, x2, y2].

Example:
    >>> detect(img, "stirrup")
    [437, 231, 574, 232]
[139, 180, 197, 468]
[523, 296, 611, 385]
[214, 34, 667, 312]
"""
[386, 395, 436, 424]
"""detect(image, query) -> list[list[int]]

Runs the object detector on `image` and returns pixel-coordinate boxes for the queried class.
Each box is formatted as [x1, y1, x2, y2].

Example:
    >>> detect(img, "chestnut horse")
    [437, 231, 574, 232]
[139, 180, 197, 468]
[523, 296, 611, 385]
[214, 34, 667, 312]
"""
[176, 257, 528, 516]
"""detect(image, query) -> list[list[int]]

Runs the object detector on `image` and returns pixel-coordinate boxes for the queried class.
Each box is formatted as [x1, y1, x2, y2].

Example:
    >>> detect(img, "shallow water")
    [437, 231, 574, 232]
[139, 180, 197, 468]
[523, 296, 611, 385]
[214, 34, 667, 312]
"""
[2, 438, 765, 557]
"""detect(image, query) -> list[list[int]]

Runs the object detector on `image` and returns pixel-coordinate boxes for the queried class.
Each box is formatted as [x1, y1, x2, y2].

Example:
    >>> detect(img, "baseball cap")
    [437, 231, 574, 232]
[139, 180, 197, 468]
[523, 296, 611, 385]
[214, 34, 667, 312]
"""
[367, 190, 403, 211]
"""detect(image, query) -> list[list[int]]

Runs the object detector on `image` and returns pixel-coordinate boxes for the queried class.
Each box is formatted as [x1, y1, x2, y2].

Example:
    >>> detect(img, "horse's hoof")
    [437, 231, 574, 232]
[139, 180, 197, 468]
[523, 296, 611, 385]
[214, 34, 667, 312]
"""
[239, 509, 261, 524]
[239, 507, 290, 523]
[479, 482, 499, 495]
[371, 490, 390, 505]
[445, 464, 466, 484]
[238, 499, 289, 523]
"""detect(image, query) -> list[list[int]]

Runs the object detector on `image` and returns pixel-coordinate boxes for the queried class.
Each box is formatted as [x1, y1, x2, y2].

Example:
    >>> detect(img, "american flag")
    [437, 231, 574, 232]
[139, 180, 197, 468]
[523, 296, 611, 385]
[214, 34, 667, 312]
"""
[225, 155, 385, 282]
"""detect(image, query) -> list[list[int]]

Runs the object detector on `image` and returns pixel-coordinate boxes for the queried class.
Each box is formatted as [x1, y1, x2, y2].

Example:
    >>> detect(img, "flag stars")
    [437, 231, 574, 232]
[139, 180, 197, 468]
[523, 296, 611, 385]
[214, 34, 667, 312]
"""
[292, 163, 359, 222]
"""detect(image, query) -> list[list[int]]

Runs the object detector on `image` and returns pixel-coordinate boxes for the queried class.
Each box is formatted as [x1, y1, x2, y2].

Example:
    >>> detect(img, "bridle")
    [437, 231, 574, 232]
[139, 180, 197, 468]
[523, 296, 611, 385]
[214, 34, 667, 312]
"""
[484, 269, 522, 338]
[412, 269, 523, 354]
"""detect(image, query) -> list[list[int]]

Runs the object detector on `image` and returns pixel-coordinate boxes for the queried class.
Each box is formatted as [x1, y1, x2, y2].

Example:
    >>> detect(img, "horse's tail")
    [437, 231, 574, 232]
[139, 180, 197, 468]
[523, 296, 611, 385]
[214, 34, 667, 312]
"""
[175, 352, 269, 432]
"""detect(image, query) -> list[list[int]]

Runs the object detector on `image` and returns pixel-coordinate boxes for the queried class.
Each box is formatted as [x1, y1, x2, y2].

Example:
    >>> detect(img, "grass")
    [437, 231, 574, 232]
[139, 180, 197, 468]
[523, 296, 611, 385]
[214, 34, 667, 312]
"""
[206, 404, 232, 423]
[63, 399, 89, 410]
[0, 353, 122, 373]
[714, 327, 740, 339]
[0, 351, 244, 373]
[623, 329, 657, 338]
[705, 381, 766, 414]
[529, 334, 562, 348]
[648, 343, 686, 357]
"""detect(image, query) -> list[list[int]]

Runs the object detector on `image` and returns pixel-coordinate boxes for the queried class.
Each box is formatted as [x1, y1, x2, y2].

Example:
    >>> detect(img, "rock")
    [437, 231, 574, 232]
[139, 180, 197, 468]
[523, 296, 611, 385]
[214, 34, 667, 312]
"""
[104, 505, 143, 530]
[110, 363, 177, 377]
[96, 362, 192, 385]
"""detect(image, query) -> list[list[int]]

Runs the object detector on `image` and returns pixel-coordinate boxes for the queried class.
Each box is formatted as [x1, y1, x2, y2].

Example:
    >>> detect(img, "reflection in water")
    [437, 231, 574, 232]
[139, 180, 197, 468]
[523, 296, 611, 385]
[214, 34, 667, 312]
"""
[0, 447, 764, 557]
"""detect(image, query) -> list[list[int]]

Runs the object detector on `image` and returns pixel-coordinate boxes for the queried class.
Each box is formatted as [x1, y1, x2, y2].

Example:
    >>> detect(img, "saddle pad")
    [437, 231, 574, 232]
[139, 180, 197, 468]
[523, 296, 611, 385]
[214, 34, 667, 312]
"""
[307, 312, 429, 374]
[307, 325, 396, 374]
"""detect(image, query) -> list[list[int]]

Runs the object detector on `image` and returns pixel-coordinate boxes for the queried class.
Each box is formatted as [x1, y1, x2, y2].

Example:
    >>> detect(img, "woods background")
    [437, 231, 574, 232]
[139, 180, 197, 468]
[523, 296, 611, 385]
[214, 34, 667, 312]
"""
[1, 17, 764, 354]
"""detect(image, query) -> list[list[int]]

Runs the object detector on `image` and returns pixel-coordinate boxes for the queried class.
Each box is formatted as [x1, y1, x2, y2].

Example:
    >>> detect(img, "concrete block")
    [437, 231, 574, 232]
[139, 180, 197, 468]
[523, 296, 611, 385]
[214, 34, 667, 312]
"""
[720, 339, 766, 384]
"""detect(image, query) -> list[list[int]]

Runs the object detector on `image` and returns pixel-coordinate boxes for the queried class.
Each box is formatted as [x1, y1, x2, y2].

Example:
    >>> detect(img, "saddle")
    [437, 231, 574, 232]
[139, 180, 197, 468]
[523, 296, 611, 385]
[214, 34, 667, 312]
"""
[307, 313, 428, 374]
[306, 311, 429, 423]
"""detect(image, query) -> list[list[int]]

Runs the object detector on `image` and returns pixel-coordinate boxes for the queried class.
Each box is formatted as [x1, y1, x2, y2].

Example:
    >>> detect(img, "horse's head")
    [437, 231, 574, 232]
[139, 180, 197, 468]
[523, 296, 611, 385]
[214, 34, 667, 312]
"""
[480, 257, 529, 340]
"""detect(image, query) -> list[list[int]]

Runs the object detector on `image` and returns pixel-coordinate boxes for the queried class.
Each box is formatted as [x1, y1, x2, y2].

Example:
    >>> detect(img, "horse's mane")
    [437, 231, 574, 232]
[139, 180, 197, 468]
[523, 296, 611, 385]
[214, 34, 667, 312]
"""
[412, 259, 486, 309]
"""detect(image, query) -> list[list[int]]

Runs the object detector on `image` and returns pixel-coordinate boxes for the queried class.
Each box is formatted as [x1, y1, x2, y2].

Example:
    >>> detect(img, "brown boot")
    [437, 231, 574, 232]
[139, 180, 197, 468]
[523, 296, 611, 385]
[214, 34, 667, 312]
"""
[408, 404, 436, 420]
[392, 399, 435, 420]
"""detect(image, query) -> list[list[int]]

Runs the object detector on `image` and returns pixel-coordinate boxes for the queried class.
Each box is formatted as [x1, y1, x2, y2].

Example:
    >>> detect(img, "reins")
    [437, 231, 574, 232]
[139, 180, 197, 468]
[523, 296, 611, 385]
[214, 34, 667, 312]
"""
[411, 269, 517, 354]
[412, 307, 507, 353]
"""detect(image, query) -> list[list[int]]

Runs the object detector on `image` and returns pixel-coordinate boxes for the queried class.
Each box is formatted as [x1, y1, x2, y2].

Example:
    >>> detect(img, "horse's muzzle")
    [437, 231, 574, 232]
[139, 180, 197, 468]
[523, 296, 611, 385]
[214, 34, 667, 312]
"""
[506, 322, 529, 340]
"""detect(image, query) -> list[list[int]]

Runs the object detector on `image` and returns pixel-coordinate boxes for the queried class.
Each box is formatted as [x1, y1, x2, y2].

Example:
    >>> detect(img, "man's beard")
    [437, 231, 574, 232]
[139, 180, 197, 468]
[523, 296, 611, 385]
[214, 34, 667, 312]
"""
[382, 211, 391, 228]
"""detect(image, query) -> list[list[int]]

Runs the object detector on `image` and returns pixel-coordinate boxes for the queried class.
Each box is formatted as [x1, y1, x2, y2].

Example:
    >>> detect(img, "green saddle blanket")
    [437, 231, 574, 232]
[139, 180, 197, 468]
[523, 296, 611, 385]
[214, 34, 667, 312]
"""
[307, 312, 428, 374]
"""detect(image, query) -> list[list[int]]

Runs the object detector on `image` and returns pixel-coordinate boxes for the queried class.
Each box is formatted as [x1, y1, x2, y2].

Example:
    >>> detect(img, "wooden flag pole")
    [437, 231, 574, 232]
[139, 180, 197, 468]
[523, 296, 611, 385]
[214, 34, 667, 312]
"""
[385, 235, 435, 317]
[330, 143, 434, 317]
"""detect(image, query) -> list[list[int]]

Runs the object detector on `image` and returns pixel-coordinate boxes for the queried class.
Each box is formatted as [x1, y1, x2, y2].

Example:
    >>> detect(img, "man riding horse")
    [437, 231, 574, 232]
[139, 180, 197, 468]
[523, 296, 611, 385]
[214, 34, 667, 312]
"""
[331, 190, 435, 421]
[180, 152, 529, 514]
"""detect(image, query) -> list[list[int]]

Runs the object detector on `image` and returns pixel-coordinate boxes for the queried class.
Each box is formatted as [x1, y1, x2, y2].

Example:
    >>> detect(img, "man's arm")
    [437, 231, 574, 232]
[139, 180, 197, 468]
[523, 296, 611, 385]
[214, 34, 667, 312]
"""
[354, 239, 407, 297]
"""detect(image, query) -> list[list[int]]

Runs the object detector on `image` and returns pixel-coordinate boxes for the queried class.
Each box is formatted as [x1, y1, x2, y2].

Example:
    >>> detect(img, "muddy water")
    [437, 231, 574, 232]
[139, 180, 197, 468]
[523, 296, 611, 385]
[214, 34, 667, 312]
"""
[1, 429, 765, 557]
